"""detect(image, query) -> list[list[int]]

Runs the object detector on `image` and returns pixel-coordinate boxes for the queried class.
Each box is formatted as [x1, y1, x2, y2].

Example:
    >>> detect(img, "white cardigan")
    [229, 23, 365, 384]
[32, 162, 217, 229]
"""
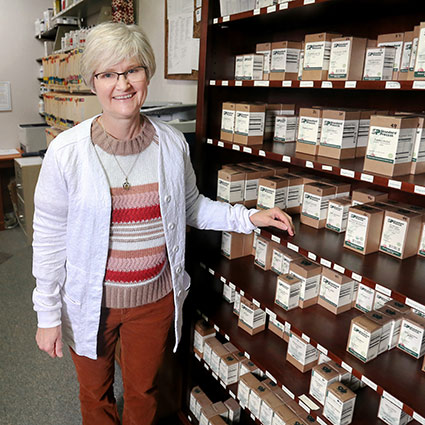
[32, 116, 257, 359]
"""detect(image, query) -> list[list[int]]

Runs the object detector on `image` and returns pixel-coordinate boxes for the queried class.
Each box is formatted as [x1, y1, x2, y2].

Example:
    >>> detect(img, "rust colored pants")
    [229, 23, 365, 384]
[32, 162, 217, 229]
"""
[70, 292, 174, 425]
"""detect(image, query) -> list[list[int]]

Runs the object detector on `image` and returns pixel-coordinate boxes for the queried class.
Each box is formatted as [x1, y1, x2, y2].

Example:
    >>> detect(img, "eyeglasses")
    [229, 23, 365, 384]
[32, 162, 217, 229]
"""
[94, 66, 147, 85]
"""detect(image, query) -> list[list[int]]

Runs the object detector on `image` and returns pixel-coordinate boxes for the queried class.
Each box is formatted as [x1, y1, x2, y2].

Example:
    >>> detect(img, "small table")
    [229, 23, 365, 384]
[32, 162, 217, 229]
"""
[0, 151, 22, 230]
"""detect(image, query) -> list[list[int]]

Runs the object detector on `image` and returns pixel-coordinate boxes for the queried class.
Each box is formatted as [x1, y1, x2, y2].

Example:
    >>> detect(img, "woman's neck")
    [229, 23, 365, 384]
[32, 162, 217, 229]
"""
[99, 113, 142, 140]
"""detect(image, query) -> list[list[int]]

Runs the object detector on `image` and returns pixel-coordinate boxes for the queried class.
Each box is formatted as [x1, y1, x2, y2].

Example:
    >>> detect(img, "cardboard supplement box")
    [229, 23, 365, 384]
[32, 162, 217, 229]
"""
[347, 314, 382, 362]
[238, 373, 261, 409]
[235, 55, 245, 80]
[320, 178, 351, 199]
[351, 188, 388, 206]
[259, 390, 283, 425]
[364, 115, 417, 177]
[323, 382, 356, 425]
[385, 299, 411, 315]
[364, 310, 393, 355]
[274, 115, 298, 143]
[373, 291, 392, 310]
[195, 393, 213, 421]
[203, 337, 222, 367]
[407, 25, 420, 80]
[378, 394, 413, 425]
[243, 164, 274, 207]
[240, 358, 262, 377]
[199, 404, 219, 425]
[257, 176, 289, 210]
[249, 383, 270, 419]
[224, 398, 241, 424]
[268, 315, 285, 339]
[302, 32, 342, 80]
[309, 363, 340, 405]
[281, 173, 304, 214]
[298, 42, 305, 81]
[238, 296, 267, 335]
[243, 54, 264, 81]
[411, 116, 425, 174]
[210, 341, 229, 375]
[270, 41, 302, 81]
[326, 197, 352, 233]
[418, 222, 425, 257]
[272, 404, 297, 425]
[377, 32, 405, 80]
[289, 258, 322, 309]
[271, 245, 303, 275]
[217, 168, 245, 204]
[220, 102, 236, 142]
[363, 47, 396, 80]
[193, 319, 216, 358]
[255, 236, 274, 270]
[221, 231, 254, 259]
[233, 291, 241, 315]
[234, 103, 266, 146]
[355, 283, 375, 313]
[219, 353, 240, 385]
[256, 42, 272, 80]
[344, 204, 384, 255]
[265, 104, 296, 139]
[397, 312, 425, 359]
[356, 110, 376, 157]
[319, 268, 353, 315]
[414, 22, 425, 80]
[301, 182, 336, 229]
[318, 109, 360, 159]
[399, 31, 414, 80]
[190, 386, 208, 417]
[379, 207, 422, 259]
[328, 36, 367, 80]
[275, 273, 301, 311]
[287, 332, 319, 373]
[296, 108, 322, 155]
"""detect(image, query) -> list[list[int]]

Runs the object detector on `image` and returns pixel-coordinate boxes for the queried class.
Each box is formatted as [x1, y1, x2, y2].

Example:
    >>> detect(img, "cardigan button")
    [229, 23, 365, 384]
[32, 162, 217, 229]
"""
[176, 266, 182, 274]
[168, 223, 176, 230]
[173, 246, 179, 253]
[165, 195, 171, 203]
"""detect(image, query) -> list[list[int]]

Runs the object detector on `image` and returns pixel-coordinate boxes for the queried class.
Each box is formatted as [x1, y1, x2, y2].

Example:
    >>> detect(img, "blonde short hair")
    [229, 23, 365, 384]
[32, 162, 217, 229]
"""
[81, 22, 156, 90]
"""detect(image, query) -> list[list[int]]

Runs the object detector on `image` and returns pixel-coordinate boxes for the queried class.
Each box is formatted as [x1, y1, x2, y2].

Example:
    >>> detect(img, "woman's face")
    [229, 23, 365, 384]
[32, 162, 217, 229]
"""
[93, 58, 149, 121]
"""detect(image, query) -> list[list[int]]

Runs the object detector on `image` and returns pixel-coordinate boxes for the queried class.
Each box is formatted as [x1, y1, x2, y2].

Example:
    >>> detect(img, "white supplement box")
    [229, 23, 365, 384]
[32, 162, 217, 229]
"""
[326, 197, 351, 233]
[275, 273, 301, 311]
[286, 332, 319, 373]
[310, 362, 340, 405]
[355, 283, 376, 313]
[274, 115, 298, 143]
[363, 47, 396, 80]
[397, 312, 425, 359]
[378, 394, 413, 425]
[323, 382, 356, 425]
[347, 315, 382, 362]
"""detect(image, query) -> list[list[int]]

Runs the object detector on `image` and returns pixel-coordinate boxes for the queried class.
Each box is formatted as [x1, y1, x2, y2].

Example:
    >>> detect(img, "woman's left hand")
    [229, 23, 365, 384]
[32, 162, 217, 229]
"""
[249, 207, 295, 236]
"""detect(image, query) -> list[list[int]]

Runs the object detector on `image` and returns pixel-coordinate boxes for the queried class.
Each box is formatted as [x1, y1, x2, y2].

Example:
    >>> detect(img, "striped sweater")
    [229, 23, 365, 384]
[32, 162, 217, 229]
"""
[91, 116, 172, 308]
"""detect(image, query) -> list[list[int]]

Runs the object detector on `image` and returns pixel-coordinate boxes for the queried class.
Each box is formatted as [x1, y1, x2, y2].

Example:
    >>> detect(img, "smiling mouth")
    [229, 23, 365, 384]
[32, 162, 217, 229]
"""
[113, 93, 135, 100]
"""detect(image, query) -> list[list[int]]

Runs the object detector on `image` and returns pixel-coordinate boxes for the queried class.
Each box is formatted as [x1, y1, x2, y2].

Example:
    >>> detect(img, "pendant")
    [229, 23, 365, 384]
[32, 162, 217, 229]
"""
[123, 178, 131, 190]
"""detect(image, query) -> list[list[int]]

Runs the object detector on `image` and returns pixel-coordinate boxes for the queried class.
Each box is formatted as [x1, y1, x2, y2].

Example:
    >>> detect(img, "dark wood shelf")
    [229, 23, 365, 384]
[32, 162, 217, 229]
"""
[205, 139, 425, 197]
[188, 230, 425, 419]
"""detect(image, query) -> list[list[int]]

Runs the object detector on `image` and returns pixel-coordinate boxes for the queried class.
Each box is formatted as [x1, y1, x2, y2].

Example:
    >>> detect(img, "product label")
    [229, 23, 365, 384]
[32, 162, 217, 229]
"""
[412, 127, 425, 163]
[237, 380, 250, 408]
[409, 37, 419, 71]
[378, 396, 407, 425]
[363, 48, 395, 80]
[298, 116, 321, 145]
[221, 109, 235, 133]
[287, 184, 302, 208]
[233, 291, 241, 315]
[310, 370, 338, 405]
[271, 48, 300, 73]
[271, 249, 284, 274]
[398, 319, 425, 358]
[260, 401, 274, 425]
[249, 390, 262, 419]
[324, 390, 356, 425]
[357, 118, 371, 147]
[345, 212, 368, 251]
[221, 231, 232, 257]
[244, 178, 259, 201]
[419, 223, 425, 256]
[217, 178, 244, 203]
[328, 40, 351, 79]
[377, 40, 404, 71]
[400, 41, 413, 73]
[258, 185, 287, 209]
[274, 116, 297, 142]
[275, 278, 301, 310]
[219, 358, 238, 385]
[298, 50, 304, 80]
[380, 216, 407, 257]
[288, 333, 319, 365]
[291, 271, 320, 301]
[326, 201, 349, 232]
[320, 119, 358, 149]
[235, 56, 244, 79]
[366, 126, 415, 164]
[355, 284, 375, 313]
[302, 192, 333, 221]
[320, 276, 353, 307]
[304, 41, 332, 70]
[373, 292, 392, 310]
[255, 238, 268, 267]
[414, 27, 425, 77]
[235, 111, 265, 136]
[258, 49, 271, 74]
[223, 283, 235, 303]
[243, 55, 264, 80]
[348, 323, 380, 362]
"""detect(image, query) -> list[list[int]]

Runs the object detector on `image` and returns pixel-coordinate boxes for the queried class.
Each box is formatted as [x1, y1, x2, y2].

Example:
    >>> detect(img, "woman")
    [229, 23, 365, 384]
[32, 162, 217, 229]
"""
[33, 22, 294, 425]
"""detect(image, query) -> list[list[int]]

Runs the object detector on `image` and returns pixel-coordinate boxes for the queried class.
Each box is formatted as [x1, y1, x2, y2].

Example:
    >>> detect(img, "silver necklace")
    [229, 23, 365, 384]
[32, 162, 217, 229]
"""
[98, 117, 142, 190]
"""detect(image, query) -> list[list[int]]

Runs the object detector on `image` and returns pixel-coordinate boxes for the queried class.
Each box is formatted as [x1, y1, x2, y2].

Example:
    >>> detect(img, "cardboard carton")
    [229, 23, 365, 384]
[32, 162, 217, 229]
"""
[235, 55, 245, 80]
[275, 273, 301, 311]
[397, 312, 425, 359]
[219, 353, 240, 385]
[319, 268, 353, 315]
[287, 332, 319, 372]
[355, 283, 375, 313]
[272, 404, 297, 425]
[385, 299, 411, 315]
[249, 383, 270, 420]
[224, 398, 241, 424]
[268, 315, 285, 339]
[344, 204, 384, 255]
[364, 310, 393, 355]
[309, 363, 339, 405]
[414, 22, 425, 80]
[351, 188, 388, 206]
[326, 197, 351, 233]
[193, 319, 216, 357]
[254, 236, 274, 270]
[356, 110, 376, 157]
[199, 404, 219, 425]
[203, 338, 222, 367]
[411, 116, 425, 174]
[209, 416, 227, 425]
[256, 42, 272, 80]
[220, 102, 236, 142]
[328, 37, 367, 80]
[261, 163, 290, 175]
[243, 54, 264, 80]
[238, 297, 266, 335]
[221, 231, 254, 259]
[319, 178, 351, 198]
[408, 25, 420, 80]
[217, 168, 245, 204]
[377, 32, 405, 80]
[196, 394, 213, 421]
[259, 390, 283, 425]
[301, 182, 336, 229]
[271, 244, 301, 275]
[238, 373, 261, 408]
[274, 115, 298, 143]
[418, 222, 425, 257]
[190, 386, 208, 417]
[363, 47, 396, 80]
[378, 394, 413, 425]
[296, 108, 322, 155]
[266, 104, 296, 139]
[234, 103, 266, 145]
[302, 32, 342, 80]
[270, 41, 302, 81]
[289, 258, 322, 308]
[280, 173, 304, 214]
[210, 341, 229, 375]
[240, 358, 262, 377]
[399, 31, 414, 80]
[375, 306, 403, 349]
[323, 382, 356, 425]
[257, 176, 289, 210]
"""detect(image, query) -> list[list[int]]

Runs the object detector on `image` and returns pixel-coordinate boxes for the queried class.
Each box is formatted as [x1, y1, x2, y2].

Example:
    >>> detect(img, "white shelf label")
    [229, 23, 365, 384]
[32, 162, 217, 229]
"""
[360, 173, 374, 183]
[212, 372, 218, 380]
[414, 185, 425, 195]
[282, 155, 291, 162]
[287, 243, 299, 252]
[229, 390, 236, 399]
[317, 344, 328, 355]
[195, 353, 201, 361]
[271, 234, 281, 243]
[250, 413, 256, 421]
[265, 308, 277, 320]
[298, 401, 310, 413]
[207, 138, 213, 144]
[361, 375, 377, 391]
[213, 18, 218, 24]
[299, 394, 320, 411]
[320, 258, 332, 268]
[235, 81, 242, 86]
[300, 81, 314, 87]
[413, 81, 425, 90]
[204, 363, 209, 370]
[282, 385, 295, 399]
[321, 81, 333, 88]
[220, 276, 226, 283]
[232, 144, 240, 151]
[218, 141, 224, 147]
[322, 165, 332, 171]
[208, 268, 215, 275]
[413, 412, 425, 424]
[282, 80, 292, 87]
[254, 80, 269, 87]
[388, 179, 402, 189]
[225, 334, 230, 341]
[345, 81, 357, 88]
[382, 391, 403, 409]
[240, 290, 245, 296]
[202, 314, 208, 321]
[334, 264, 345, 274]
[308, 252, 317, 261]
[351, 272, 362, 282]
[220, 380, 226, 388]
[196, 309, 201, 315]
[341, 362, 352, 373]
[267, 5, 276, 13]
[200, 262, 206, 269]
[222, 80, 229, 86]
[317, 417, 327, 425]
[188, 414, 192, 422]
[259, 150, 266, 157]
[304, 0, 315, 4]
[253, 8, 261, 15]
[244, 351, 250, 359]
[243, 146, 252, 154]
[265, 370, 276, 381]
[222, 15, 230, 22]
[210, 80, 216, 85]
[385, 81, 401, 89]
[341, 168, 355, 178]
[306, 161, 314, 168]
[285, 321, 291, 334]
[253, 298, 261, 307]
[214, 324, 220, 332]
[302, 333, 310, 343]
[375, 284, 391, 297]
[279, 3, 289, 10]
[229, 282, 236, 290]
[405, 298, 425, 315]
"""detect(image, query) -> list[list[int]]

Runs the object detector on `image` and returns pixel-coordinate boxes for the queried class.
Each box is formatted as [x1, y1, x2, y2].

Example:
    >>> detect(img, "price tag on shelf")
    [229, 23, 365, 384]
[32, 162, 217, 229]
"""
[220, 380, 226, 388]
[210, 80, 216, 85]
[212, 372, 218, 380]
[298, 401, 310, 413]
[388, 179, 402, 189]
[320, 258, 332, 268]
[243, 146, 252, 154]
[360, 173, 374, 183]
[218, 141, 224, 147]
[208, 268, 215, 275]
[414, 185, 425, 195]
[220, 276, 226, 283]
[282, 80, 292, 87]
[285, 322, 291, 333]
[229, 282, 236, 290]
[267, 5, 276, 13]
[222, 15, 230, 22]
[214, 324, 220, 332]
[321, 81, 333, 88]
[345, 81, 357, 88]
[253, 8, 261, 15]
[304, 0, 315, 4]
[340, 168, 355, 178]
[250, 413, 256, 421]
[282, 155, 291, 162]
[385, 81, 401, 89]
[413, 412, 425, 425]
[235, 81, 242, 86]
[279, 3, 289, 10]
[222, 80, 229, 86]
[382, 391, 403, 409]
[301, 333, 310, 343]
[306, 161, 314, 168]
[265, 308, 277, 320]
[225, 334, 230, 341]
[375, 284, 391, 296]
[300, 81, 314, 87]
[316, 344, 328, 355]
[308, 252, 317, 261]
[254, 80, 269, 87]
[207, 138, 213, 144]
[282, 385, 295, 399]
[259, 150, 266, 157]
[322, 165, 332, 171]
[213, 18, 218, 24]
[351, 272, 362, 282]
[194, 353, 201, 361]
[204, 363, 209, 371]
[271, 234, 281, 243]
[287, 243, 299, 252]
[299, 395, 320, 411]
[244, 351, 250, 359]
[240, 290, 245, 296]
[341, 362, 352, 373]
[265, 371, 276, 382]
[202, 314, 208, 321]
[405, 298, 425, 315]
[317, 417, 327, 425]
[253, 298, 261, 307]
[232, 144, 240, 151]
[333, 264, 345, 274]
[229, 390, 236, 399]
[413, 81, 425, 90]
[361, 375, 377, 391]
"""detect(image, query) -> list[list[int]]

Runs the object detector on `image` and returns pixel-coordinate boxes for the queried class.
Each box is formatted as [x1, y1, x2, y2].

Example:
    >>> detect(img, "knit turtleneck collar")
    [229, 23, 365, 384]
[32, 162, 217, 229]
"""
[91, 115, 156, 156]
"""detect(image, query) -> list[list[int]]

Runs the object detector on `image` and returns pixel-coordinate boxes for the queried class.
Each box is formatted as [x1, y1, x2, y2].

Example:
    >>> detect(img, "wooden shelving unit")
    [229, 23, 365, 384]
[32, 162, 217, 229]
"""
[184, 0, 425, 423]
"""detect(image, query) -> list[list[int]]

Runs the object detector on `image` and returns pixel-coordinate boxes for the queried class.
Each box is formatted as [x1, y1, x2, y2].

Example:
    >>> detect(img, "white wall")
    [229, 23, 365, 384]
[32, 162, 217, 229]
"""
[0, 0, 52, 149]
[138, 0, 198, 105]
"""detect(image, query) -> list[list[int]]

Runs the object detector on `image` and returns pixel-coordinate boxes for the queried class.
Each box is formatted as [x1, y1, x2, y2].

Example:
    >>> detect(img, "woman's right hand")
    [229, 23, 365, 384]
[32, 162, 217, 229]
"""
[36, 325, 63, 358]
